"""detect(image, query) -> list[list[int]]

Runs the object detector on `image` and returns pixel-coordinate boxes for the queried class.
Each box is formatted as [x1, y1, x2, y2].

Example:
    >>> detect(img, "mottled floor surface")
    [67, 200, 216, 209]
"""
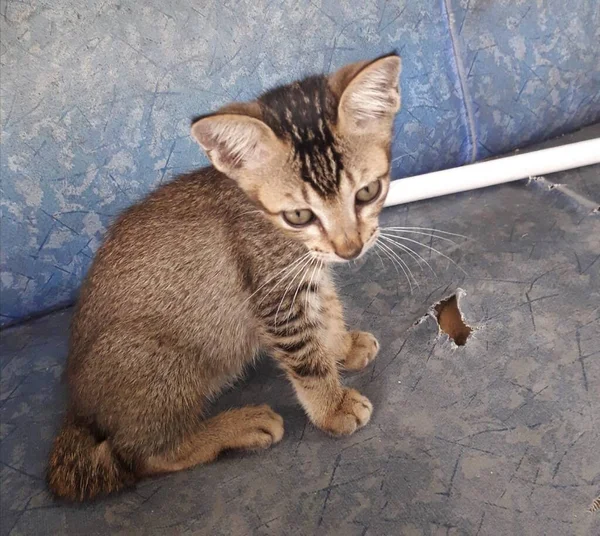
[1, 165, 599, 536]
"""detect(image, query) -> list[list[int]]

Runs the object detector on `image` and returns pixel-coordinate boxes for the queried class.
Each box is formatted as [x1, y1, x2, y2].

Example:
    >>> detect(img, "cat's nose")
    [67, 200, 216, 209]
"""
[335, 242, 363, 260]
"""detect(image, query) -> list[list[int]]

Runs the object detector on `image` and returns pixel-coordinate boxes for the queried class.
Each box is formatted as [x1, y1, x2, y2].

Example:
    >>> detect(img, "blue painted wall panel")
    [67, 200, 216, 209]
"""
[448, 0, 600, 158]
[0, 0, 598, 325]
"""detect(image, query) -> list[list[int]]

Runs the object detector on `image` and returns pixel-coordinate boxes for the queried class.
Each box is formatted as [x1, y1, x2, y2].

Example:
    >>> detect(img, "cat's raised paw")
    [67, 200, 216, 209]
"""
[343, 331, 380, 371]
[229, 404, 284, 450]
[320, 388, 373, 436]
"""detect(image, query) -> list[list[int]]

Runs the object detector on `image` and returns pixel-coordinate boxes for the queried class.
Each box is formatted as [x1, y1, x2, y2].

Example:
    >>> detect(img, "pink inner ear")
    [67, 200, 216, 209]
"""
[212, 138, 246, 169]
[192, 117, 256, 169]
[192, 114, 282, 172]
[191, 121, 219, 151]
[340, 57, 401, 130]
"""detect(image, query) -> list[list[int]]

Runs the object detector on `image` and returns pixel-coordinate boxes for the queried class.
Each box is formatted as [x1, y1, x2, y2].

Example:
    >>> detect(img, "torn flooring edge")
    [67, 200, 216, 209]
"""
[527, 176, 600, 214]
[414, 287, 475, 347]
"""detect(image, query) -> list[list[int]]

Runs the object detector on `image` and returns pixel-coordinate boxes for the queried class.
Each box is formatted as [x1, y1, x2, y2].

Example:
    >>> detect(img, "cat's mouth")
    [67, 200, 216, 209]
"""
[311, 228, 380, 264]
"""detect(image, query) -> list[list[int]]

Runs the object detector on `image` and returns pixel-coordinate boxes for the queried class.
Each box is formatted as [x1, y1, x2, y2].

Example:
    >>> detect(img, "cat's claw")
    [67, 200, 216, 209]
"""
[343, 331, 380, 371]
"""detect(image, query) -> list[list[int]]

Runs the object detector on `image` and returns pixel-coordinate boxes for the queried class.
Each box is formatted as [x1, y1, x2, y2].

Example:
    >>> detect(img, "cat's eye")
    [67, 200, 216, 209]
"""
[282, 209, 315, 227]
[356, 180, 382, 204]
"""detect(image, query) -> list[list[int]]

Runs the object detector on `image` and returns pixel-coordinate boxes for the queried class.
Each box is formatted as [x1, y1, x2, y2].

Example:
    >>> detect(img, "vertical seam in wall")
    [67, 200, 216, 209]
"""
[440, 0, 478, 163]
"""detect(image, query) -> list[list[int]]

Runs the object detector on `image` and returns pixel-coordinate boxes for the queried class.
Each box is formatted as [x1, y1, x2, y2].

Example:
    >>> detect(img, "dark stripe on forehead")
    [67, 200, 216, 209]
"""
[300, 183, 310, 205]
[259, 76, 343, 197]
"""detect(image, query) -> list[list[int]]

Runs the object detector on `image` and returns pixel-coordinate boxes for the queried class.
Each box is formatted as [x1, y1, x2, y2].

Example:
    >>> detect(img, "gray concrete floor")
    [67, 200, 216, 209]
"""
[1, 163, 599, 535]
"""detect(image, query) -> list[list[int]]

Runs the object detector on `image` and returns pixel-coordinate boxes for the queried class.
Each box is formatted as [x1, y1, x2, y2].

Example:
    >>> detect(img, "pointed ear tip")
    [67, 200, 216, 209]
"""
[380, 54, 402, 72]
[190, 120, 201, 138]
[190, 113, 205, 129]
[190, 117, 212, 145]
[190, 114, 224, 139]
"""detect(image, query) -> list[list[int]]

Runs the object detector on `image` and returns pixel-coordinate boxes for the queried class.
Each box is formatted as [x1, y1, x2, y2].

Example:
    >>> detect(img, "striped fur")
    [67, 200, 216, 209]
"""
[48, 53, 400, 501]
[259, 77, 344, 197]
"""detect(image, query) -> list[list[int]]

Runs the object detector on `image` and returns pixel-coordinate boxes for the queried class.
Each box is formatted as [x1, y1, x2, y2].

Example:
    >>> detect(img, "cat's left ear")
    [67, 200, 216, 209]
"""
[331, 53, 401, 135]
[191, 107, 285, 175]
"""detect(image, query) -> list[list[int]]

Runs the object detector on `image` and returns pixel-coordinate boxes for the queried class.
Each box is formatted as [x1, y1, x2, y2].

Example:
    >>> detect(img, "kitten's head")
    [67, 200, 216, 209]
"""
[191, 53, 401, 263]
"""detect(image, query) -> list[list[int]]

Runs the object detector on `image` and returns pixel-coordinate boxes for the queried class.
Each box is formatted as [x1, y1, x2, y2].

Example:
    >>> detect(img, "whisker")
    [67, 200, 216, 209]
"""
[380, 240, 420, 289]
[379, 240, 417, 291]
[380, 234, 437, 277]
[374, 242, 401, 279]
[304, 261, 314, 314]
[377, 240, 416, 292]
[274, 255, 314, 324]
[386, 235, 469, 276]
[396, 242, 439, 278]
[381, 229, 460, 246]
[379, 234, 426, 272]
[243, 251, 310, 303]
[382, 226, 469, 239]
[286, 257, 314, 322]
[373, 247, 386, 269]
[304, 259, 321, 314]
[254, 252, 312, 306]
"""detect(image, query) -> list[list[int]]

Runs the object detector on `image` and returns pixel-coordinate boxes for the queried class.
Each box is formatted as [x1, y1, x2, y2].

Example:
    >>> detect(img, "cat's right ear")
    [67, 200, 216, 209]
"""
[191, 113, 284, 174]
[331, 53, 402, 135]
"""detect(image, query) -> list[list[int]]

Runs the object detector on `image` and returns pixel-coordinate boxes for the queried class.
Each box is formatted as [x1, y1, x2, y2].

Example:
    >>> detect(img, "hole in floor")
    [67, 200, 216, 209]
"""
[434, 294, 472, 346]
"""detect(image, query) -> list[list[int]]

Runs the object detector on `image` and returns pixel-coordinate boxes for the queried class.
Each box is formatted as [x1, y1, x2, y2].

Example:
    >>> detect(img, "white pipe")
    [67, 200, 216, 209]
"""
[384, 138, 600, 207]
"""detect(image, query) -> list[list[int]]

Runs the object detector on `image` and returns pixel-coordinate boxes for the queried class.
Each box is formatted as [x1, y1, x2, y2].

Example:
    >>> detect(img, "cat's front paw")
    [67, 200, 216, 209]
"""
[319, 388, 373, 436]
[342, 331, 380, 371]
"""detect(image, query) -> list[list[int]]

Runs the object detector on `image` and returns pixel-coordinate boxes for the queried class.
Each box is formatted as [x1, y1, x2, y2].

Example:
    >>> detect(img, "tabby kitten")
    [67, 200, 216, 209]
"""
[47, 52, 402, 501]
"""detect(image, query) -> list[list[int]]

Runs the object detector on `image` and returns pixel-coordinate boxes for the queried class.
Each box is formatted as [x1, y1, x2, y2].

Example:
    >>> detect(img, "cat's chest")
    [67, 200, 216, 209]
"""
[306, 270, 335, 315]
[255, 264, 332, 324]
[304, 269, 336, 319]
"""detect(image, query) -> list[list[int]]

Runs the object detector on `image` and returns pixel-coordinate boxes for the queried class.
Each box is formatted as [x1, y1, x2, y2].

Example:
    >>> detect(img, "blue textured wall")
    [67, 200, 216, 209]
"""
[1, 0, 599, 325]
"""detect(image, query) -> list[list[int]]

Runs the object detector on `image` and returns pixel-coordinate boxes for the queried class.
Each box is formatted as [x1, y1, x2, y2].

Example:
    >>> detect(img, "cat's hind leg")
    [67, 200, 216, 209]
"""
[141, 405, 284, 475]
[72, 323, 281, 480]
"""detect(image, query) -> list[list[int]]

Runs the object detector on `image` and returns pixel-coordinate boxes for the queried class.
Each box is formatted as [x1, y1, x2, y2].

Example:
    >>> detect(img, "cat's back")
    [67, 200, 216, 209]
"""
[92, 167, 244, 275]
[72, 168, 255, 342]
[105, 167, 243, 250]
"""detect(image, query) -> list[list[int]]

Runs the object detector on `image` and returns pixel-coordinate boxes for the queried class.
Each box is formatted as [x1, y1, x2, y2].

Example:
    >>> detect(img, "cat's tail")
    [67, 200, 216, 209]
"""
[47, 416, 136, 501]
